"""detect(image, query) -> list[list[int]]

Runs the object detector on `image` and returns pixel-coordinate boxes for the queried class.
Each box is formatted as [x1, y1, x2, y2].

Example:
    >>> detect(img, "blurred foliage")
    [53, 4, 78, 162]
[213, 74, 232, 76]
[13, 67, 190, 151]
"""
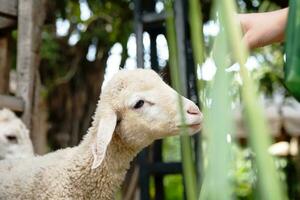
[164, 175, 184, 200]
[251, 44, 285, 96]
[163, 136, 181, 162]
[231, 145, 287, 200]
[38, 0, 133, 149]
[41, 0, 132, 92]
[231, 146, 256, 200]
[150, 174, 184, 200]
[162, 0, 289, 199]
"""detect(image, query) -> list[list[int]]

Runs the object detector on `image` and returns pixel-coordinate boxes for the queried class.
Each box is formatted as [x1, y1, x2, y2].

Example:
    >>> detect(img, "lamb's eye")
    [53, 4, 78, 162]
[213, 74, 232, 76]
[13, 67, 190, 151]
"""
[133, 100, 144, 109]
[6, 135, 17, 143]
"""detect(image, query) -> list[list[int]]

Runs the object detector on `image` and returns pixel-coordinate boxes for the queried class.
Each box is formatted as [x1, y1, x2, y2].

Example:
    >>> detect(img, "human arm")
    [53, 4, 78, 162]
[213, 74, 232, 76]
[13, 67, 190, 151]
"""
[239, 8, 288, 49]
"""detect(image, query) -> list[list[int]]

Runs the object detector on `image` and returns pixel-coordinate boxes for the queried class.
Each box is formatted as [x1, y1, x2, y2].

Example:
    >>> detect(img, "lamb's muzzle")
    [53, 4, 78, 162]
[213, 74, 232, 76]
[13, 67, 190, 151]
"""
[176, 98, 203, 135]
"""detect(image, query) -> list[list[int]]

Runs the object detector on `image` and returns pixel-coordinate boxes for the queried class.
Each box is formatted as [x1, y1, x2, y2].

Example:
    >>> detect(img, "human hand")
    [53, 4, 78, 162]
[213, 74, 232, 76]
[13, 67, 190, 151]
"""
[238, 8, 288, 49]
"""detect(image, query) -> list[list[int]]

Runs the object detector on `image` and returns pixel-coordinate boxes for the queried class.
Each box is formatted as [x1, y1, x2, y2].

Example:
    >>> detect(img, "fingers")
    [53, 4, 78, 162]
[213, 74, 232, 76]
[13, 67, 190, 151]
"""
[237, 14, 249, 33]
[238, 9, 288, 49]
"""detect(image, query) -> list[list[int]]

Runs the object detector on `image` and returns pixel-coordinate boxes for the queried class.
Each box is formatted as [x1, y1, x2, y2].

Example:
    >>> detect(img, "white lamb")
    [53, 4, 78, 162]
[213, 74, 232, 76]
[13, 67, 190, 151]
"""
[0, 69, 202, 200]
[0, 108, 34, 160]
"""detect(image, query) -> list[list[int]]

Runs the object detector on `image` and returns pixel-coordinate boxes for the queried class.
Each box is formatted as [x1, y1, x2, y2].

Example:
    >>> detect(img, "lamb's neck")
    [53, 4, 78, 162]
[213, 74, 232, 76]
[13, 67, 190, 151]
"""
[99, 134, 138, 174]
[68, 132, 138, 199]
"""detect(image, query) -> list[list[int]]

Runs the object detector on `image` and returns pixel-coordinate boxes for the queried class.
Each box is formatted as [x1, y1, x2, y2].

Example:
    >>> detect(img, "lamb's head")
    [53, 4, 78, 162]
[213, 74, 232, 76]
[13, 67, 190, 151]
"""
[0, 109, 34, 160]
[91, 69, 203, 169]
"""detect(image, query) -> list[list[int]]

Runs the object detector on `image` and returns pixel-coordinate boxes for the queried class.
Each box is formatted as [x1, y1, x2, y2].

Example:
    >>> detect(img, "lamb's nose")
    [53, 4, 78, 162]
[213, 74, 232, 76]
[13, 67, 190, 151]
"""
[187, 104, 201, 115]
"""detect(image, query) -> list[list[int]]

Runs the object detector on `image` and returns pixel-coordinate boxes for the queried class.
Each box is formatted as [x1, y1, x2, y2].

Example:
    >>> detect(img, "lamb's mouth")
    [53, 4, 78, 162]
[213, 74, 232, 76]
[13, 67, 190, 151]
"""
[188, 123, 201, 129]
[177, 123, 202, 129]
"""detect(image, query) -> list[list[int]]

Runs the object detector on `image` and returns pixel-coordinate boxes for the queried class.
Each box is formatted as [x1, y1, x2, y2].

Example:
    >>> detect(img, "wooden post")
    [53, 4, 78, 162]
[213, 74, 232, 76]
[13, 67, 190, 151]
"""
[0, 0, 18, 17]
[0, 94, 24, 112]
[16, 0, 46, 131]
[0, 34, 11, 94]
[31, 70, 48, 154]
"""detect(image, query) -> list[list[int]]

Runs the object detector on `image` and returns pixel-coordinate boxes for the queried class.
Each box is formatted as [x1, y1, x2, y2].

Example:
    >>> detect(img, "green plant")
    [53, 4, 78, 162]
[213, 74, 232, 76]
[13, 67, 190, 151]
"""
[165, 1, 198, 200]
[165, 0, 288, 200]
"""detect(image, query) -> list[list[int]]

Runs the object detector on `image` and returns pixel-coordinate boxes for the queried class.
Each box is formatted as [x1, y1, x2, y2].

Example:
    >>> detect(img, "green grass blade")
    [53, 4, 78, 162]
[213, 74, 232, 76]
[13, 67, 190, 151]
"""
[217, 1, 288, 200]
[187, 0, 206, 187]
[199, 24, 234, 200]
[188, 0, 205, 66]
[165, 1, 198, 200]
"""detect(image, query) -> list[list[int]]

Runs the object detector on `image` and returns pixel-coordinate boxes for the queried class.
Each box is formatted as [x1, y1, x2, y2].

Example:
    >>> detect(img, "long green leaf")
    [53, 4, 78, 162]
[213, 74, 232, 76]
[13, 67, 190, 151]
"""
[187, 0, 206, 188]
[217, 1, 287, 200]
[165, 1, 198, 200]
[199, 22, 234, 200]
[188, 0, 205, 66]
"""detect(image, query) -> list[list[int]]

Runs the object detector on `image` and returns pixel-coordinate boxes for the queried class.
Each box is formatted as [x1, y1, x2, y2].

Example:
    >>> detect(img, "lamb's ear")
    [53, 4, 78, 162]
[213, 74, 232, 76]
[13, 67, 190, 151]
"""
[91, 106, 117, 169]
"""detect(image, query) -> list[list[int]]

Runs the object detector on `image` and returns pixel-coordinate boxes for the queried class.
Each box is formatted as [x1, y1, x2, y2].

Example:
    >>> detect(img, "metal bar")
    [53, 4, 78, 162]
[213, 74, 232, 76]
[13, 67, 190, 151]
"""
[153, 140, 164, 200]
[142, 12, 166, 24]
[134, 0, 144, 68]
[0, 94, 24, 112]
[149, 162, 182, 174]
[149, 30, 159, 71]
[138, 149, 150, 200]
[174, 0, 188, 96]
